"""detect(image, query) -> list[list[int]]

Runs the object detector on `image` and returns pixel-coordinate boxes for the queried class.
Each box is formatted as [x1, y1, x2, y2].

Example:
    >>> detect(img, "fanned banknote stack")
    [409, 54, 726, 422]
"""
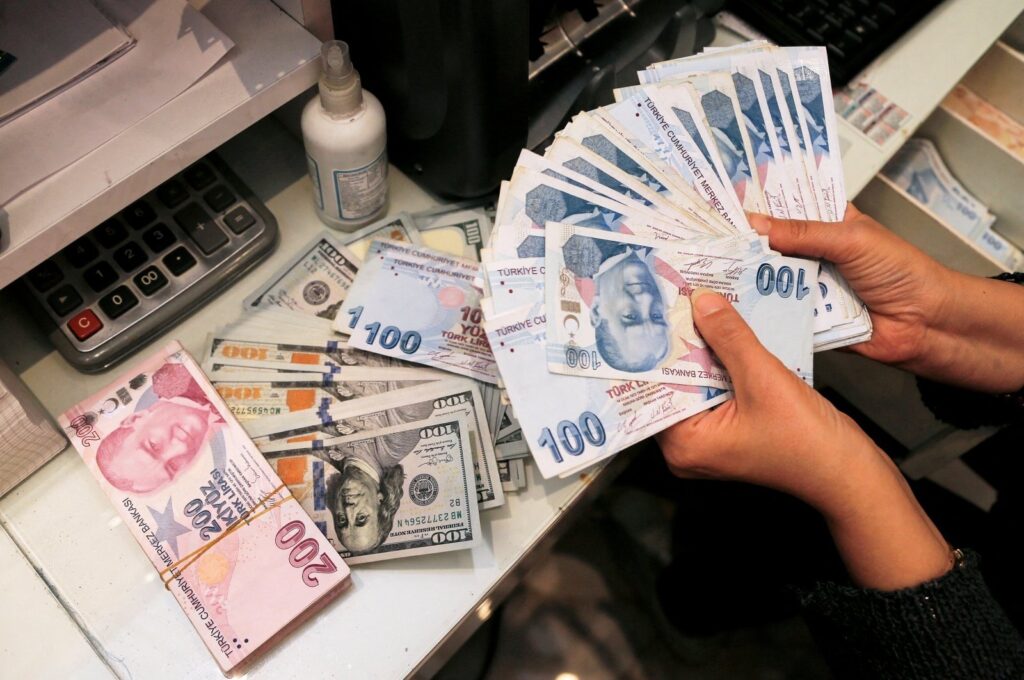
[202, 206, 532, 567]
[882, 137, 1024, 270]
[61, 342, 351, 672]
[476, 41, 870, 477]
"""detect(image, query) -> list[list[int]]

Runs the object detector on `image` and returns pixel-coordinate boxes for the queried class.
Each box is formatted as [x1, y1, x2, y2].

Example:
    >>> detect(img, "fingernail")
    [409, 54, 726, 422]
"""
[747, 213, 772, 235]
[691, 288, 726, 316]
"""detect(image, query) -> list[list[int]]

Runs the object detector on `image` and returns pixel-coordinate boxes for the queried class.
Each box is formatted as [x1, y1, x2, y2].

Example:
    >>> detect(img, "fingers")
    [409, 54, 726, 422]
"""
[746, 212, 849, 261]
[691, 289, 776, 398]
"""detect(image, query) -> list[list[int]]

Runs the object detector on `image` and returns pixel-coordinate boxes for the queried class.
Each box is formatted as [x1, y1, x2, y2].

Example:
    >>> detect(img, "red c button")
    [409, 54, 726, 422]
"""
[67, 309, 103, 341]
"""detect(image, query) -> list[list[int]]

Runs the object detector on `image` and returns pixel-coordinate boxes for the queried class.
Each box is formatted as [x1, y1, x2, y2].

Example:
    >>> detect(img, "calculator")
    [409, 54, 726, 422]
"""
[20, 154, 278, 373]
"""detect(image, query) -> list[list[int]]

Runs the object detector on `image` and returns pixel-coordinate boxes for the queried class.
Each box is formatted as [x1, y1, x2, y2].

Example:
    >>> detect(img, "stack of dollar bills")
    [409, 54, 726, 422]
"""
[881, 137, 1024, 270]
[203, 206, 530, 565]
[202, 40, 871, 565]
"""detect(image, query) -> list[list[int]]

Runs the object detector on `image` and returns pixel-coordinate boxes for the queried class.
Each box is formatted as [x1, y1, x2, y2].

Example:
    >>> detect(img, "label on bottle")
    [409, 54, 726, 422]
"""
[333, 151, 388, 221]
[307, 154, 324, 210]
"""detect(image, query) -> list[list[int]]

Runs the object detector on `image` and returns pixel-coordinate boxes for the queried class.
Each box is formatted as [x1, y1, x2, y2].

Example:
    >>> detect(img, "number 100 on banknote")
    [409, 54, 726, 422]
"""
[335, 240, 500, 383]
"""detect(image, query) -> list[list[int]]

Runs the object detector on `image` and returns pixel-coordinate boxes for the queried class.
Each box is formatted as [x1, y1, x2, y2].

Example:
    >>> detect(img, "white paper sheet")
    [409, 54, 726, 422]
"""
[0, 0, 234, 204]
[0, 0, 135, 124]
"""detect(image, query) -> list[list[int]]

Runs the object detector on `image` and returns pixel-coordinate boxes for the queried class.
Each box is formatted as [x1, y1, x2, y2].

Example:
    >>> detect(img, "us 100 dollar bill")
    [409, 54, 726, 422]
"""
[262, 414, 482, 564]
[214, 375, 434, 420]
[244, 379, 504, 510]
[243, 231, 359, 321]
[204, 333, 425, 374]
[339, 212, 422, 261]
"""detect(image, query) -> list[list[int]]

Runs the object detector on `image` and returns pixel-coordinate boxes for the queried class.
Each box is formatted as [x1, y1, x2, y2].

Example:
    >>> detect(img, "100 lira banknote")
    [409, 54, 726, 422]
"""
[485, 308, 728, 478]
[545, 222, 816, 387]
[336, 240, 500, 383]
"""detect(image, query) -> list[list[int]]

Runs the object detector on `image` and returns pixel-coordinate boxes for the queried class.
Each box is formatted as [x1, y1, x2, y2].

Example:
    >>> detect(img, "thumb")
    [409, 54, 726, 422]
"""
[747, 212, 847, 262]
[690, 289, 776, 397]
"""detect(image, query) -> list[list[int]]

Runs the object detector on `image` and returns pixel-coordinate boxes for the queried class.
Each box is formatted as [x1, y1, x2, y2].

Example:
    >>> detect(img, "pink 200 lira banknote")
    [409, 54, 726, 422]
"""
[60, 341, 350, 673]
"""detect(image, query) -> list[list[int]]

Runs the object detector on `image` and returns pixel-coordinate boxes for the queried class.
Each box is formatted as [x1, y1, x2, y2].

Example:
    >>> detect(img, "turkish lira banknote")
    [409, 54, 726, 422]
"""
[544, 222, 816, 387]
[335, 240, 500, 383]
[60, 342, 350, 672]
[485, 307, 728, 478]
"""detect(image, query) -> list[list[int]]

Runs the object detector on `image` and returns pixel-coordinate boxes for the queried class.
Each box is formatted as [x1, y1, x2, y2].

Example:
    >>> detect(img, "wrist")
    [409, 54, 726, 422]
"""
[906, 270, 1024, 392]
[814, 445, 952, 590]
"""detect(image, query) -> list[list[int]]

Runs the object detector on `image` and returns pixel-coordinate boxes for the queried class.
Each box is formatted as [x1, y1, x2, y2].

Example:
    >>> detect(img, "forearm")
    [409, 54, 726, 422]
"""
[911, 272, 1024, 392]
[817, 449, 952, 591]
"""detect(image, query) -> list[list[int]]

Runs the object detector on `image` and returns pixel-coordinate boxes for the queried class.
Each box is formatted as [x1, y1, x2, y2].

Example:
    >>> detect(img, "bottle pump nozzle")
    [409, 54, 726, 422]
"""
[319, 40, 362, 116]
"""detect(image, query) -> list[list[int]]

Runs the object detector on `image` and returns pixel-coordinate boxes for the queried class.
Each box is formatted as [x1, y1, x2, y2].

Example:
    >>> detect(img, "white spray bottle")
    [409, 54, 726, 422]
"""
[302, 40, 388, 230]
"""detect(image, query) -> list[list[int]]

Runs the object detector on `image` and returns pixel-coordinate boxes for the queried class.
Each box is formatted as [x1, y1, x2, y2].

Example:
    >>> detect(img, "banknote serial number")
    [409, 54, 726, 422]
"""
[345, 306, 422, 354]
[537, 411, 607, 463]
[275, 520, 339, 587]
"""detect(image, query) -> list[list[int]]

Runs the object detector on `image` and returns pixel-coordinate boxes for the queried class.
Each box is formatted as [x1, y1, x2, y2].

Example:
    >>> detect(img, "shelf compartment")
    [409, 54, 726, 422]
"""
[0, 0, 321, 289]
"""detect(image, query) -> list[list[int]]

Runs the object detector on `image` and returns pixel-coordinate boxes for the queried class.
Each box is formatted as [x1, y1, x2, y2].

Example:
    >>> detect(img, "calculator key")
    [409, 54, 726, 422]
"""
[46, 284, 82, 316]
[142, 223, 177, 252]
[183, 162, 216, 190]
[156, 179, 189, 209]
[122, 199, 158, 229]
[83, 261, 118, 292]
[92, 218, 128, 248]
[67, 309, 103, 341]
[223, 205, 256, 234]
[133, 265, 168, 296]
[163, 247, 197, 276]
[174, 202, 228, 254]
[203, 185, 236, 212]
[27, 259, 64, 292]
[112, 241, 149, 272]
[63, 236, 99, 268]
[99, 286, 139, 319]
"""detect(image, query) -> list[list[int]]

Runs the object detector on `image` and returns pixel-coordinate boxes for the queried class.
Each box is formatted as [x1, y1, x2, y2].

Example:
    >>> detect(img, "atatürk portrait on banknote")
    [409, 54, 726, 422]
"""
[96, 363, 225, 494]
[563, 234, 671, 373]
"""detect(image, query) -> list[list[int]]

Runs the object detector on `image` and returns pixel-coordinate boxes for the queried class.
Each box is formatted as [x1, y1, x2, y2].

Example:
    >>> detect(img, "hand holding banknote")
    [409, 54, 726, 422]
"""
[654, 289, 953, 591]
[749, 204, 1024, 392]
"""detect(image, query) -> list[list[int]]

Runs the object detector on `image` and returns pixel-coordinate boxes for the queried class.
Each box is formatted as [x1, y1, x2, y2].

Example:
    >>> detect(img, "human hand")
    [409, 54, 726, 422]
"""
[655, 288, 883, 512]
[748, 205, 1024, 392]
[747, 204, 953, 368]
[656, 289, 953, 589]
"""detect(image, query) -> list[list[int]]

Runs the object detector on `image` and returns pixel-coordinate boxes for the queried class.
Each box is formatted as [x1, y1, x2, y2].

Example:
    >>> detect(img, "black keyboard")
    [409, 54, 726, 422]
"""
[729, 0, 944, 87]
[20, 154, 278, 373]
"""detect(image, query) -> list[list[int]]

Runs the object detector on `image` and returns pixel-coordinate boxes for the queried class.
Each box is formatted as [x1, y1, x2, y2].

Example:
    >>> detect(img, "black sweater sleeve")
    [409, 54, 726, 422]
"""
[798, 551, 1024, 679]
